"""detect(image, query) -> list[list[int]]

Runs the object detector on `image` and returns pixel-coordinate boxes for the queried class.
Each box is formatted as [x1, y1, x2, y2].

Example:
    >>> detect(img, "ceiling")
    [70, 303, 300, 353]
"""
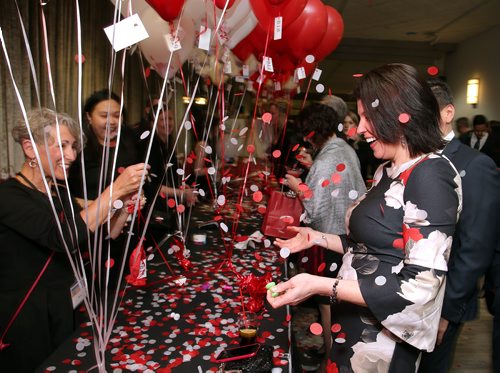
[315, 0, 500, 94]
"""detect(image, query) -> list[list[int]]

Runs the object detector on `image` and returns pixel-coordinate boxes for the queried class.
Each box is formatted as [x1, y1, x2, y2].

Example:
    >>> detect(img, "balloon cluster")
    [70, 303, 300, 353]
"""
[114, 0, 343, 93]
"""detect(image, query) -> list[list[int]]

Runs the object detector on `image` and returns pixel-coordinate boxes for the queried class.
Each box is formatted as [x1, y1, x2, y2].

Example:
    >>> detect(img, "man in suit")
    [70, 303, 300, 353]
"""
[419, 79, 500, 372]
[461, 114, 498, 165]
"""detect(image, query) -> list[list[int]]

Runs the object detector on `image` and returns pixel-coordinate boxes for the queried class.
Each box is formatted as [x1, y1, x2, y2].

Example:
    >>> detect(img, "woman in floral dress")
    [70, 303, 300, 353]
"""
[267, 63, 462, 372]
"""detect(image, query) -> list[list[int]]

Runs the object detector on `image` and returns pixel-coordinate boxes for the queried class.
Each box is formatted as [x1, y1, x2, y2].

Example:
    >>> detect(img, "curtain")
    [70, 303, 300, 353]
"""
[0, 0, 151, 177]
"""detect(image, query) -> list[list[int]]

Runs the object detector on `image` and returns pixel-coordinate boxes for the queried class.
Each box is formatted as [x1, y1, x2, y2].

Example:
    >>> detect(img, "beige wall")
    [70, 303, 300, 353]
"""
[446, 25, 500, 122]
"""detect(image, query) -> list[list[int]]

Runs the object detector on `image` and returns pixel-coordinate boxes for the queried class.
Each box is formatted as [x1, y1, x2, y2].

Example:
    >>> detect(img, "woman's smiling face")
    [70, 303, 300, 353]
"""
[87, 99, 121, 144]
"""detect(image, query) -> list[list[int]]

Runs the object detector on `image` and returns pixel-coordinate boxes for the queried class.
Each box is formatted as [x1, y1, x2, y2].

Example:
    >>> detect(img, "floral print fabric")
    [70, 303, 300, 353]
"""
[331, 154, 461, 372]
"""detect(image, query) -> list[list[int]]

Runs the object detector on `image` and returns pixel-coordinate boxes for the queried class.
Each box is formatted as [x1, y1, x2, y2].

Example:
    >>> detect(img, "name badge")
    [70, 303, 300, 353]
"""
[70, 279, 86, 310]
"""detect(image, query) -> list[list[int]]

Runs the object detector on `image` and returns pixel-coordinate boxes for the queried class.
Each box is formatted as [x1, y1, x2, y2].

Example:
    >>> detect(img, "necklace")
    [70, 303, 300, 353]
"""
[16, 172, 47, 193]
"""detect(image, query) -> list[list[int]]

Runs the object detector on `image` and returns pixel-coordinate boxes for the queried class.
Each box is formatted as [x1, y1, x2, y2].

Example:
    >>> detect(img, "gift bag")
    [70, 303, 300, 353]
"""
[261, 191, 303, 239]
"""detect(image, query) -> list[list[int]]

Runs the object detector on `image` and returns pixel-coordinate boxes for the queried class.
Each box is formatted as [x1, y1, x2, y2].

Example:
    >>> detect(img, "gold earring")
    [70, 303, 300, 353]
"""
[28, 158, 38, 168]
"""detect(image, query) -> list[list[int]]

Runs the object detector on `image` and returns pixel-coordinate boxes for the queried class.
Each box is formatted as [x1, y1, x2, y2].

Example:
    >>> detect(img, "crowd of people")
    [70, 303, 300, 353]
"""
[1, 63, 499, 373]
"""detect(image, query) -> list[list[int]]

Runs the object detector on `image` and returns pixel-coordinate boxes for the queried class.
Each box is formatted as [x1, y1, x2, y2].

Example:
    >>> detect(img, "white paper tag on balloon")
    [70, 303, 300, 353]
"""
[224, 62, 232, 74]
[263, 56, 274, 72]
[198, 25, 211, 51]
[274, 81, 281, 91]
[166, 33, 182, 52]
[242, 64, 249, 77]
[274, 16, 283, 40]
[104, 14, 149, 52]
[296, 67, 306, 80]
[312, 68, 322, 81]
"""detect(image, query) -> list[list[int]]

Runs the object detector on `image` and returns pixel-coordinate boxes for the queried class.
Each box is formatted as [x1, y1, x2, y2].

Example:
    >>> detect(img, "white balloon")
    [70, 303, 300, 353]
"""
[226, 12, 258, 50]
[138, 7, 196, 79]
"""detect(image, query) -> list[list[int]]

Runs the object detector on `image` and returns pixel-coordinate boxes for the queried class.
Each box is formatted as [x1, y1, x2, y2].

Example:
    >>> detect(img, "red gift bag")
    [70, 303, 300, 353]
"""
[262, 191, 303, 239]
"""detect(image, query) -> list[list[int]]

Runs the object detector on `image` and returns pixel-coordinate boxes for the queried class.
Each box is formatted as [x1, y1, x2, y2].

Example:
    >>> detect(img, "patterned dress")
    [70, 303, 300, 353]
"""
[330, 154, 462, 372]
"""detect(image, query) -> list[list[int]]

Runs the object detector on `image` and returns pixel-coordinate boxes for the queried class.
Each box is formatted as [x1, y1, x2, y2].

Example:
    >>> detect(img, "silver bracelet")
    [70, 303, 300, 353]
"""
[321, 234, 328, 249]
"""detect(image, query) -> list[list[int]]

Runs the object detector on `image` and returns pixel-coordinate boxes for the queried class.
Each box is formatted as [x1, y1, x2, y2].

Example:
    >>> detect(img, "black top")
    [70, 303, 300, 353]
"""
[0, 178, 88, 372]
[69, 126, 140, 200]
[0, 178, 88, 291]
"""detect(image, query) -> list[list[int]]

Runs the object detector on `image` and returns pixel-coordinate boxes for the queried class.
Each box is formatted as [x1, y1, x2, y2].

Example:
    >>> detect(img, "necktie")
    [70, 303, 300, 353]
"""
[473, 140, 480, 150]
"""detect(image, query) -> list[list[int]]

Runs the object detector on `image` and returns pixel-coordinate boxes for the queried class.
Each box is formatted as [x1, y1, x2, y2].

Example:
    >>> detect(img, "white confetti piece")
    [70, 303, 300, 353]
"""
[305, 54, 315, 63]
[316, 83, 325, 93]
[113, 199, 123, 209]
[140, 130, 150, 140]
[375, 276, 387, 286]
[184, 121, 192, 130]
[348, 190, 359, 200]
[371, 99, 379, 108]
[280, 247, 290, 258]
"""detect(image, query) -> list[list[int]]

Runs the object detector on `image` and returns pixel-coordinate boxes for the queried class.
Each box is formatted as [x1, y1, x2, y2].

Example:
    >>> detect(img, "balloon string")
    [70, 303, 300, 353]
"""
[232, 20, 271, 236]
[301, 66, 315, 109]
[0, 252, 54, 346]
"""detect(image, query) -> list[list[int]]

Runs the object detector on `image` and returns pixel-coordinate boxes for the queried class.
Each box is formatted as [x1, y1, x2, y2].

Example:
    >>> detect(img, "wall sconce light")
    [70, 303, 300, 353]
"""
[194, 97, 207, 105]
[466, 78, 479, 107]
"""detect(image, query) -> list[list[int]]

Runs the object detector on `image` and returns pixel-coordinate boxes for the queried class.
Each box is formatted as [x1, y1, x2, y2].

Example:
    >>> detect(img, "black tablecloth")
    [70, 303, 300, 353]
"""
[37, 173, 292, 373]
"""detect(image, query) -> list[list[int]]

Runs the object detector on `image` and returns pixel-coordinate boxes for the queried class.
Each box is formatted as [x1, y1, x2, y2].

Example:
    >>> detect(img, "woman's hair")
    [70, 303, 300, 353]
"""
[297, 103, 346, 149]
[353, 63, 444, 157]
[12, 108, 83, 152]
[83, 89, 123, 121]
[345, 111, 359, 125]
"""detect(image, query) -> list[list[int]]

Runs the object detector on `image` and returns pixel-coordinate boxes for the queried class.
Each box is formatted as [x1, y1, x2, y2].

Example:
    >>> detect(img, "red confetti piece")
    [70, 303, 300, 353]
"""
[247, 144, 255, 153]
[214, 215, 223, 221]
[298, 183, 309, 192]
[317, 262, 326, 272]
[117, 167, 125, 174]
[331, 173, 342, 185]
[145, 67, 150, 78]
[303, 190, 313, 199]
[186, 157, 193, 164]
[167, 199, 176, 208]
[292, 143, 300, 152]
[336, 163, 346, 172]
[280, 216, 294, 224]
[252, 191, 263, 202]
[257, 205, 267, 214]
[321, 179, 330, 188]
[347, 127, 357, 138]
[392, 238, 404, 249]
[305, 131, 315, 139]
[427, 66, 439, 76]
[399, 113, 411, 124]
[105, 259, 114, 268]
[160, 191, 166, 199]
[310, 322, 323, 335]
[353, 73, 363, 78]
[331, 323, 342, 333]
[262, 112, 272, 123]
[272, 149, 281, 158]
[176, 204, 185, 213]
[286, 314, 292, 322]
[74, 54, 85, 63]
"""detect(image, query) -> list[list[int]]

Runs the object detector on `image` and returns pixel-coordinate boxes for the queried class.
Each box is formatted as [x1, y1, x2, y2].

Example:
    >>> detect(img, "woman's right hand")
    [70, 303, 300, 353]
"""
[113, 163, 150, 197]
[274, 226, 317, 254]
[297, 148, 313, 168]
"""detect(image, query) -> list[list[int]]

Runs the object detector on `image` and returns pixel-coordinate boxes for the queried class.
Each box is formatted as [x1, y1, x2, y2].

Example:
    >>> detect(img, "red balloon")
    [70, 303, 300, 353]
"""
[145, 0, 185, 22]
[232, 37, 254, 61]
[215, 0, 236, 9]
[315, 6, 344, 61]
[285, 0, 328, 60]
[247, 24, 268, 55]
[250, 0, 307, 29]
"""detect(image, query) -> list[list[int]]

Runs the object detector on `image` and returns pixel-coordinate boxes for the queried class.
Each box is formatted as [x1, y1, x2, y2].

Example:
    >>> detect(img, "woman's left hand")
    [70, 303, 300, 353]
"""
[285, 174, 302, 193]
[266, 273, 318, 308]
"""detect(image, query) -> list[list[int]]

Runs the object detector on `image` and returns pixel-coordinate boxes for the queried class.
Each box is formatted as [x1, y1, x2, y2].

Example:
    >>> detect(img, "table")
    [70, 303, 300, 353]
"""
[37, 171, 292, 373]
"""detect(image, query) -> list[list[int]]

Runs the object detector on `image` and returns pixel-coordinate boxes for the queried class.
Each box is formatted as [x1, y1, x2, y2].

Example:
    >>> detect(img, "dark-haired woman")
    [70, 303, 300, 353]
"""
[268, 64, 462, 371]
[285, 101, 366, 369]
[68, 89, 144, 287]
